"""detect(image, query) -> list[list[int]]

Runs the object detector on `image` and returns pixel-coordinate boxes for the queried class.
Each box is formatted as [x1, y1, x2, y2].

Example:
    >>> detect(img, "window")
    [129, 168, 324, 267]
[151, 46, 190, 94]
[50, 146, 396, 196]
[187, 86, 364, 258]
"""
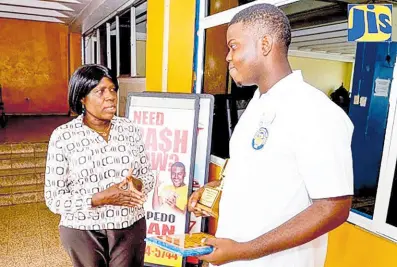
[203, 24, 229, 95]
[386, 166, 397, 227]
[207, 0, 256, 16]
[371, 78, 397, 240]
[82, 1, 147, 78]
[119, 10, 131, 76]
[108, 18, 117, 75]
[99, 24, 107, 67]
[135, 1, 147, 76]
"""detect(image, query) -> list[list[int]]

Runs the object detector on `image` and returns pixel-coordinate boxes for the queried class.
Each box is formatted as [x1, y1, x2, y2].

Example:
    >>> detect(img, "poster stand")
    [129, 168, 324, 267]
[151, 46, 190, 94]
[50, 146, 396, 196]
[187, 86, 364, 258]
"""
[125, 92, 214, 267]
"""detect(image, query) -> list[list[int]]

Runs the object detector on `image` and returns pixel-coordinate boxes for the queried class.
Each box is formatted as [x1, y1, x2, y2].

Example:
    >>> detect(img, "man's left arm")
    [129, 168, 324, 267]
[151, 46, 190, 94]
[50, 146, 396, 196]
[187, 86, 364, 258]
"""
[200, 195, 351, 265]
[240, 195, 351, 260]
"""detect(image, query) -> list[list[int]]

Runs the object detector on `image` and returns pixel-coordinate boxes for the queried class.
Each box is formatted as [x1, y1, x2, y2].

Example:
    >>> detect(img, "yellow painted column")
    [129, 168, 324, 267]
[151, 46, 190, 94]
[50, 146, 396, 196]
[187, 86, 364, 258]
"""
[145, 0, 165, 92]
[167, 0, 196, 93]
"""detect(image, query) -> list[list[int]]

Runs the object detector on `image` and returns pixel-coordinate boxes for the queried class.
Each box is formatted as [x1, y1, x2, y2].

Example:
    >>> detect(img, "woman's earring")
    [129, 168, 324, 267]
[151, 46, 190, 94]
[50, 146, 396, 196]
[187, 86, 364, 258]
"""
[82, 104, 86, 114]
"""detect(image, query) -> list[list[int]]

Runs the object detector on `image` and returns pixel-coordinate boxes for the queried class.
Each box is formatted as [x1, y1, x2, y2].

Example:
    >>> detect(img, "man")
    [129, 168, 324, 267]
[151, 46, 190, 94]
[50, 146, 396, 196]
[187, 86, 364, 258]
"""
[188, 4, 353, 267]
[153, 162, 188, 214]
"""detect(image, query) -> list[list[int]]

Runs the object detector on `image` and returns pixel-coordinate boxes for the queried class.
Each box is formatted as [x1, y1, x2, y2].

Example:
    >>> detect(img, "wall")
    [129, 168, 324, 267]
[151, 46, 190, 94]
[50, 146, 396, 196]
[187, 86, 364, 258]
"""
[69, 32, 82, 78]
[0, 18, 70, 114]
[137, 40, 146, 76]
[146, 0, 196, 93]
[289, 56, 353, 95]
[118, 77, 146, 117]
[326, 223, 397, 267]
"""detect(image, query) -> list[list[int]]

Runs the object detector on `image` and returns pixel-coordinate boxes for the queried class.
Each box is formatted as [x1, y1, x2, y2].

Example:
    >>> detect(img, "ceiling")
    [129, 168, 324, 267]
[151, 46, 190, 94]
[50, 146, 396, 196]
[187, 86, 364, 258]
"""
[0, 0, 147, 32]
[0, 0, 92, 24]
[289, 20, 356, 62]
[0, 0, 394, 62]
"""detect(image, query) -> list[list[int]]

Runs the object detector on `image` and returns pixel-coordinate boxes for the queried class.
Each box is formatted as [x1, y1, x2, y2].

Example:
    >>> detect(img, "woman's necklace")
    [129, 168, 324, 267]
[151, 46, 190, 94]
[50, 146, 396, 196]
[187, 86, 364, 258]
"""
[83, 118, 111, 138]
[95, 124, 111, 138]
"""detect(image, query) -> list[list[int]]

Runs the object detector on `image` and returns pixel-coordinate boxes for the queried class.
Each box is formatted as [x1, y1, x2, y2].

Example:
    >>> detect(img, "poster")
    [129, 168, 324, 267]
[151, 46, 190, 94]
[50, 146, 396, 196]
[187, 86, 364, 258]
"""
[126, 93, 199, 267]
[189, 95, 214, 234]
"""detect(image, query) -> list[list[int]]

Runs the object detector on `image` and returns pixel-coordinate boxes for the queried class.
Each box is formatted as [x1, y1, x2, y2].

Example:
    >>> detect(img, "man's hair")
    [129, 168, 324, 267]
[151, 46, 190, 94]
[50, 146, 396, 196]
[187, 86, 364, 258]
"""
[68, 64, 119, 115]
[229, 3, 291, 52]
[171, 162, 185, 172]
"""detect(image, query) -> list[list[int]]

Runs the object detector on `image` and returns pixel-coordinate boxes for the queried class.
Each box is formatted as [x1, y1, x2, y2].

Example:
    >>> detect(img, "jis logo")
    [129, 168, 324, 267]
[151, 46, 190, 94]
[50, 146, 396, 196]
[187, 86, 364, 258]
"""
[252, 127, 268, 150]
[348, 4, 392, 42]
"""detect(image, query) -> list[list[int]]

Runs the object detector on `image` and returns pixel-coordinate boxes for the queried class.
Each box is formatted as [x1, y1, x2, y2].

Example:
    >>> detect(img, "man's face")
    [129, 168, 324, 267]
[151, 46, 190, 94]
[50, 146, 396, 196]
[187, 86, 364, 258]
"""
[171, 166, 185, 187]
[226, 22, 261, 87]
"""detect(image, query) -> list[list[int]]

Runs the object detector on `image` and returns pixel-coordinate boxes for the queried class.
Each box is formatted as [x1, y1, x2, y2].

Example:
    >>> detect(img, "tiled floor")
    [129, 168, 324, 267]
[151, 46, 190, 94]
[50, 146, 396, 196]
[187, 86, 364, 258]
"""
[0, 203, 71, 267]
[0, 203, 209, 267]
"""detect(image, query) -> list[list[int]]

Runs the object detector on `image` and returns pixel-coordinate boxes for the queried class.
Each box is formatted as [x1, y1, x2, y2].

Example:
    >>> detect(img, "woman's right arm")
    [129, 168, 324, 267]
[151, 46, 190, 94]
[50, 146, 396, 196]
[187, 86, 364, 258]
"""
[45, 128, 144, 214]
[44, 128, 95, 215]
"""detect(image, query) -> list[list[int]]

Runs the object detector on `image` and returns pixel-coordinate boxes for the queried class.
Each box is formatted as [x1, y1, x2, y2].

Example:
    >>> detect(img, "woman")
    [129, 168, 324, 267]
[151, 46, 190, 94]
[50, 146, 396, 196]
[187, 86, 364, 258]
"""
[45, 64, 154, 267]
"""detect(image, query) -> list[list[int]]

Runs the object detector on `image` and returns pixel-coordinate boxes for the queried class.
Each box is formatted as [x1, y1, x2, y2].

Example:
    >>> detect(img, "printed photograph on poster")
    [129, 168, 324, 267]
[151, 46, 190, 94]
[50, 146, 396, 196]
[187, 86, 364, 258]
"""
[126, 93, 199, 267]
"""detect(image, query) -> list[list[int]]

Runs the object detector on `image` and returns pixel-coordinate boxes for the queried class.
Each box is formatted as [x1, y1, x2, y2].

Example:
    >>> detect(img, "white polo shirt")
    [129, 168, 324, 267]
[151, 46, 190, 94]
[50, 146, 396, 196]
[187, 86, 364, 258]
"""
[215, 71, 354, 267]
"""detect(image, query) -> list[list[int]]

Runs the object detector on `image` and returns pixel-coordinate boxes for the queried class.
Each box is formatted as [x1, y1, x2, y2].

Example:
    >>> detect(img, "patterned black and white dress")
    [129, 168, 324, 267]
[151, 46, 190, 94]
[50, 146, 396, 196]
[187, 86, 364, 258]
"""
[44, 115, 154, 230]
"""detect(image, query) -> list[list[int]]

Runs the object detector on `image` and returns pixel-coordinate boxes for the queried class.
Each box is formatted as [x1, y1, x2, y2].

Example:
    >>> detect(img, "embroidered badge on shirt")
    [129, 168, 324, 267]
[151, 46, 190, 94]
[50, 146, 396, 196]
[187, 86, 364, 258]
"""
[252, 127, 269, 150]
[251, 111, 276, 150]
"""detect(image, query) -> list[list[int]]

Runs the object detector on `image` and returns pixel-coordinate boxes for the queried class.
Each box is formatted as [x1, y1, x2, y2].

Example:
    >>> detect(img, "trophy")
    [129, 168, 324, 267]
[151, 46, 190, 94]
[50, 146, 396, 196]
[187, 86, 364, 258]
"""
[126, 175, 143, 192]
[195, 159, 229, 219]
[120, 174, 143, 192]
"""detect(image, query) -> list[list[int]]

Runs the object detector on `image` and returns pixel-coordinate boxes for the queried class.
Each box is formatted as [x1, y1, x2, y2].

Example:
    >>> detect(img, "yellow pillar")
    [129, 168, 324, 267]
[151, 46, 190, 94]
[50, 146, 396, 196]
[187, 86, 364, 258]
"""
[145, 0, 196, 93]
[167, 0, 196, 93]
[145, 0, 165, 92]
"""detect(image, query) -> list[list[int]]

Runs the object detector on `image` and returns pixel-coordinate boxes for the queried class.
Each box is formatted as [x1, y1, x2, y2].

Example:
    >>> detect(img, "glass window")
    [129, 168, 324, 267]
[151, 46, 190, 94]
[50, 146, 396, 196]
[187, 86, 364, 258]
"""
[203, 24, 229, 95]
[119, 10, 131, 76]
[99, 24, 107, 67]
[386, 162, 397, 226]
[136, 1, 147, 77]
[206, 0, 256, 16]
[109, 19, 117, 75]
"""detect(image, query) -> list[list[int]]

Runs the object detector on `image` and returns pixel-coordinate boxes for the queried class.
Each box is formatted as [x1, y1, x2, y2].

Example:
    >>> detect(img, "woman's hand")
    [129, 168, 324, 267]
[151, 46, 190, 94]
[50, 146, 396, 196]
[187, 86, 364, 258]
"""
[92, 179, 145, 208]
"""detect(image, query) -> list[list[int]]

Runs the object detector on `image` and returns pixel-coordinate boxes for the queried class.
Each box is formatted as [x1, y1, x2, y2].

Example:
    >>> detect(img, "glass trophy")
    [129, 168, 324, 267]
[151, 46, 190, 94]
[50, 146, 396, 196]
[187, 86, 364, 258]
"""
[196, 159, 229, 219]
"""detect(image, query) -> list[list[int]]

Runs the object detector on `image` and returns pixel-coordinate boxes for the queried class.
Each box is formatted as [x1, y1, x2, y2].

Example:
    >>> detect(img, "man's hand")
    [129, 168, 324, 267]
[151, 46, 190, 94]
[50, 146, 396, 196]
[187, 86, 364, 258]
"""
[187, 187, 210, 217]
[188, 180, 221, 217]
[165, 194, 177, 208]
[198, 238, 247, 266]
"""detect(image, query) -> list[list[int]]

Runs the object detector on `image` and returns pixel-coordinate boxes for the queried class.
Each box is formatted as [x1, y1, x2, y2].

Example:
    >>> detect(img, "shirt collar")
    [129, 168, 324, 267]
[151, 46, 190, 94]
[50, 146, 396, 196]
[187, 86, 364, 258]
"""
[252, 70, 303, 100]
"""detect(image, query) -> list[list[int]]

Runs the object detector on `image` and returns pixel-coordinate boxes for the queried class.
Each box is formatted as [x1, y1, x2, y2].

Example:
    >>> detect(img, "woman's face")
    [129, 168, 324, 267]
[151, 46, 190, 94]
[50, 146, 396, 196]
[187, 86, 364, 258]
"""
[82, 77, 117, 121]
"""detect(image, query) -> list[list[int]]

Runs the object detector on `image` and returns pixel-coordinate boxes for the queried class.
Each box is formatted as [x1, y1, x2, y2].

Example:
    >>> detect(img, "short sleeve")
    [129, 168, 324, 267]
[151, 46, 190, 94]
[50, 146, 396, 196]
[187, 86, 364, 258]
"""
[295, 110, 354, 199]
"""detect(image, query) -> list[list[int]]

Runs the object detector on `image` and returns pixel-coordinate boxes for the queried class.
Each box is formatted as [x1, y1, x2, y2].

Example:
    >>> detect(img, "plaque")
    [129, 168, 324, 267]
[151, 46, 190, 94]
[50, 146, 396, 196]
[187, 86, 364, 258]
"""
[195, 159, 229, 218]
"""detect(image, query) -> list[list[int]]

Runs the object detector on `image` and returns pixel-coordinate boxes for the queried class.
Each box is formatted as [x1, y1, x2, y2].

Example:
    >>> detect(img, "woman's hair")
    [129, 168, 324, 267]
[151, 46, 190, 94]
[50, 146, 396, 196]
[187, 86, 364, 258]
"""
[68, 64, 119, 115]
